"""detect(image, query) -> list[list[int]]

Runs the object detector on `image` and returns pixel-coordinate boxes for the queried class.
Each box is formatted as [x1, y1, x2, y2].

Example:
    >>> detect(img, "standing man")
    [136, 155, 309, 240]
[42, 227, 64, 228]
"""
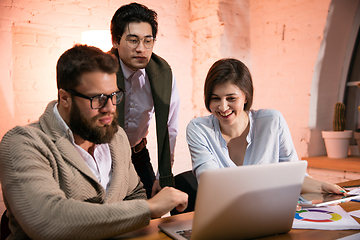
[110, 3, 180, 198]
[0, 45, 187, 239]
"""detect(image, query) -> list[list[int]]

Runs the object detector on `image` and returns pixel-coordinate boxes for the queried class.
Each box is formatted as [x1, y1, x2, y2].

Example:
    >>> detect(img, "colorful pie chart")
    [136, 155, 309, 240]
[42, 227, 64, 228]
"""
[295, 209, 342, 222]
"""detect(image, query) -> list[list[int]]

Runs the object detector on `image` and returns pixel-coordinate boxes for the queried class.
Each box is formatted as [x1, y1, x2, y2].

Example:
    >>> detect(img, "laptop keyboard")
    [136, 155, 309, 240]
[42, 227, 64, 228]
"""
[176, 229, 192, 240]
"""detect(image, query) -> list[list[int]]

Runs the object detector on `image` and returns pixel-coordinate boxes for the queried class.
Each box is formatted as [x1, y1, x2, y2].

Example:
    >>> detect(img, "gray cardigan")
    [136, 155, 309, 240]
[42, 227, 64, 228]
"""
[0, 101, 150, 240]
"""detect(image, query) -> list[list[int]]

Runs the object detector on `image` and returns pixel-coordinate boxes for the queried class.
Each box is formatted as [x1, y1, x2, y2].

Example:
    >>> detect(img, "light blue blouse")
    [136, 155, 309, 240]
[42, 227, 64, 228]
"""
[186, 109, 301, 179]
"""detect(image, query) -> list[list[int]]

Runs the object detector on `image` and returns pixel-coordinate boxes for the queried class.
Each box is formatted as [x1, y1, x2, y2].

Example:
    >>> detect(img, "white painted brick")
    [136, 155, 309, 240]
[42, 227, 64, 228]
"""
[13, 79, 36, 92]
[0, 0, 337, 179]
[0, 6, 32, 21]
[12, 45, 50, 57]
[29, 56, 56, 69]
[109, 0, 168, 11]
[80, 0, 110, 9]
[30, 12, 67, 26]
[30, 84, 57, 94]
[73, 15, 109, 29]
[89, 7, 114, 20]
[49, 46, 71, 61]
[53, 3, 90, 16]
[54, 26, 84, 37]
[12, 23, 56, 35]
[13, 56, 31, 70]
[13, 32, 37, 45]
[16, 114, 44, 125]
[250, 0, 332, 158]
[55, 36, 77, 48]
[12, 0, 53, 14]
[190, 1, 218, 21]
[13, 65, 46, 79]
[16, 90, 56, 105]
[0, 19, 13, 32]
[37, 35, 56, 47]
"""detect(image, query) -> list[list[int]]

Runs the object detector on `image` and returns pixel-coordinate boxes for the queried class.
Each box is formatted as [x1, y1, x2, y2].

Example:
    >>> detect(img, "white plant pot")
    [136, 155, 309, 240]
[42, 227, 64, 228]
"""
[322, 130, 353, 158]
[354, 132, 360, 155]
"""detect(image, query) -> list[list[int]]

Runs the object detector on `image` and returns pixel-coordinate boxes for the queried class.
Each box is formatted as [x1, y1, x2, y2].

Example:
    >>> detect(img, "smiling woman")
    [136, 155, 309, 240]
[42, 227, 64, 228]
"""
[186, 58, 346, 196]
[187, 58, 292, 175]
[209, 83, 248, 137]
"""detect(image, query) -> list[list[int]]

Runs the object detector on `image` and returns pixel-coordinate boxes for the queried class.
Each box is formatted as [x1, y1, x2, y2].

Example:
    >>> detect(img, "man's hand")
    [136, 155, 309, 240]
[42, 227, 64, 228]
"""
[147, 187, 188, 218]
[151, 179, 161, 198]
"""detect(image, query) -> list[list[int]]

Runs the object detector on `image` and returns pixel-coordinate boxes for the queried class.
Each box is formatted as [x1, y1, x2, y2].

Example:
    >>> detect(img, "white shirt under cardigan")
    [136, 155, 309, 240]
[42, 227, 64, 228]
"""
[186, 109, 304, 180]
[53, 104, 112, 191]
[120, 59, 180, 169]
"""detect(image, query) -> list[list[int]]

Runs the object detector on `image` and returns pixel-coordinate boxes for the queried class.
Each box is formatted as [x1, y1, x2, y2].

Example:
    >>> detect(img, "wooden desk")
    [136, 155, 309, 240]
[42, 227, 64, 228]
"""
[114, 180, 360, 240]
[301, 156, 360, 172]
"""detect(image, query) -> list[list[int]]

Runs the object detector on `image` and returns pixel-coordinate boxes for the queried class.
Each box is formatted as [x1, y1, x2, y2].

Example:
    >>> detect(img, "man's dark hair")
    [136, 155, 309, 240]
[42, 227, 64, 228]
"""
[56, 44, 119, 91]
[110, 2, 158, 44]
[204, 58, 254, 112]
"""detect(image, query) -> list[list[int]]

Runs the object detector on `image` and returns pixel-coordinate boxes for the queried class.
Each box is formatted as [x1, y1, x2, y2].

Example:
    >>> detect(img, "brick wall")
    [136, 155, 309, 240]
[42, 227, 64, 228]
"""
[249, 0, 332, 158]
[0, 0, 342, 176]
[0, 0, 194, 175]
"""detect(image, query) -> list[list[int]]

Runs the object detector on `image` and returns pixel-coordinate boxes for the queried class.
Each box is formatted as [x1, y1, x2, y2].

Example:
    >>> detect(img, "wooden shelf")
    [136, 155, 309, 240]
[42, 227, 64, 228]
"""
[301, 156, 360, 172]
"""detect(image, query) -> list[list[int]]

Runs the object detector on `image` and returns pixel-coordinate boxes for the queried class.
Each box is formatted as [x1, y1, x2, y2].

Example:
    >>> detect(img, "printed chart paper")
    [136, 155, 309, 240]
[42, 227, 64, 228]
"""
[336, 232, 360, 240]
[349, 209, 360, 219]
[292, 205, 360, 230]
[345, 187, 360, 195]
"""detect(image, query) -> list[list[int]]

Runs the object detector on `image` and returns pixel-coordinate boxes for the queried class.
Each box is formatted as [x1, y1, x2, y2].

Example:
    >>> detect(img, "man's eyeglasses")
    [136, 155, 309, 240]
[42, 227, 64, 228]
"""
[66, 89, 125, 109]
[119, 35, 155, 49]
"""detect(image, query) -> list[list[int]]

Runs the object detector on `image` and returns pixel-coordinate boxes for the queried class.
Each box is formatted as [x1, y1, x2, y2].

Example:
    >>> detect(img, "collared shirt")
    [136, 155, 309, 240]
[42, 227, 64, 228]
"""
[186, 109, 303, 179]
[53, 104, 112, 191]
[120, 59, 180, 168]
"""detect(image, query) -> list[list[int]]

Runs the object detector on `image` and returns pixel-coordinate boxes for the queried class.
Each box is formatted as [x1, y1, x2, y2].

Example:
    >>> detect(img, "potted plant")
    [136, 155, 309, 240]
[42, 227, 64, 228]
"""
[322, 102, 353, 158]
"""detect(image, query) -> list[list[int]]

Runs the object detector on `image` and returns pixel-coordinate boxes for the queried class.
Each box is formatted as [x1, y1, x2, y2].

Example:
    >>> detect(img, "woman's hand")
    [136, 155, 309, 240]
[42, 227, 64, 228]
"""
[321, 181, 347, 194]
[301, 176, 346, 195]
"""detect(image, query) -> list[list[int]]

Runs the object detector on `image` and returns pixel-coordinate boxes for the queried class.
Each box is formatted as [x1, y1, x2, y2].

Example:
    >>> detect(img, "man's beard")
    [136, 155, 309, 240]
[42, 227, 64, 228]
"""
[69, 100, 119, 144]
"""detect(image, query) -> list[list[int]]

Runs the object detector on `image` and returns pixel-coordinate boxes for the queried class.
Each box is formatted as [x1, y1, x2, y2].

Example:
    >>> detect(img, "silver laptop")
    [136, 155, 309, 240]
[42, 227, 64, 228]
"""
[159, 161, 307, 240]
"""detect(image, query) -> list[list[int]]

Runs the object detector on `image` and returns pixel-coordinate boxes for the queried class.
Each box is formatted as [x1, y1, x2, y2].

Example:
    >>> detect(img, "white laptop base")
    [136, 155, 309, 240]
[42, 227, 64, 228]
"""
[159, 161, 307, 240]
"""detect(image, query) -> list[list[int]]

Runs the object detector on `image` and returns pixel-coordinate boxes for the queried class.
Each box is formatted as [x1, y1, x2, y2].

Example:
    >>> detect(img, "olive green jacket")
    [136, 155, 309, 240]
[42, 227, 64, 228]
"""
[110, 48, 175, 187]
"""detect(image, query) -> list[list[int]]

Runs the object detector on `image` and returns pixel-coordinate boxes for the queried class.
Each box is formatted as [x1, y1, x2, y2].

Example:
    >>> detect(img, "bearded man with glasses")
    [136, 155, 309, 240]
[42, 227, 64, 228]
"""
[0, 45, 187, 239]
[110, 3, 180, 199]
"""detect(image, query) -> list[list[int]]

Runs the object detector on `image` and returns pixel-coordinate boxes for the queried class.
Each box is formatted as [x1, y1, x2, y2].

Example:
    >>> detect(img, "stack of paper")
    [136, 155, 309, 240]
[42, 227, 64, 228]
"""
[292, 205, 360, 230]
